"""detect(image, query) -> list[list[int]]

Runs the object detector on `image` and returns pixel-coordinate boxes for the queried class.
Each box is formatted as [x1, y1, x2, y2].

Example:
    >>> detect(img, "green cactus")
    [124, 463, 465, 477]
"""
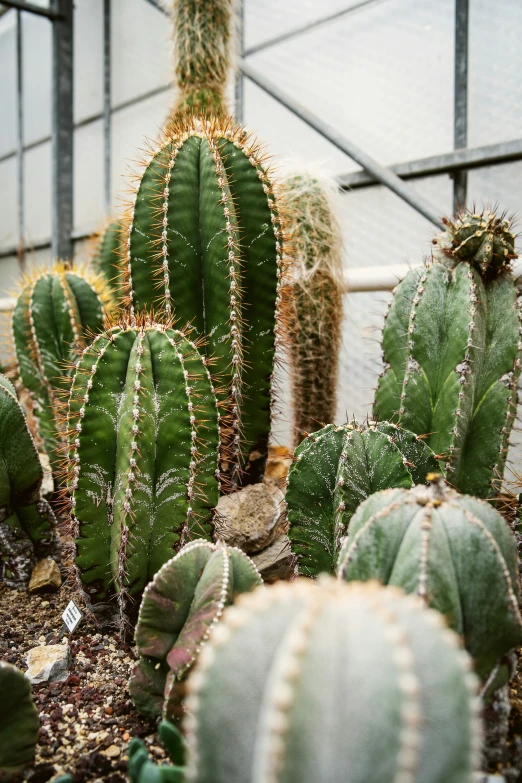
[337, 475, 522, 681]
[92, 219, 125, 295]
[163, 0, 234, 122]
[283, 173, 343, 443]
[374, 209, 521, 499]
[0, 662, 39, 778]
[182, 577, 482, 783]
[65, 317, 220, 620]
[128, 721, 185, 783]
[286, 420, 440, 577]
[130, 539, 262, 721]
[0, 373, 59, 589]
[123, 117, 284, 487]
[12, 262, 111, 471]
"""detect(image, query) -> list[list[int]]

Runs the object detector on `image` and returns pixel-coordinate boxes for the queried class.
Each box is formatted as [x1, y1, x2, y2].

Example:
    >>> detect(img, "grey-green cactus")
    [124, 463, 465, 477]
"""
[0, 373, 58, 589]
[123, 117, 285, 488]
[12, 262, 111, 470]
[0, 662, 39, 778]
[283, 173, 343, 443]
[130, 539, 262, 722]
[64, 318, 220, 620]
[374, 209, 521, 498]
[286, 420, 440, 577]
[337, 476, 522, 681]
[92, 219, 125, 295]
[128, 720, 185, 783]
[183, 577, 482, 783]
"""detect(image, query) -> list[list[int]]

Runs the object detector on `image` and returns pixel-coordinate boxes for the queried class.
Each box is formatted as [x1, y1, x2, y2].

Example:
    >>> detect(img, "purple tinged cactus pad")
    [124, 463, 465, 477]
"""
[130, 540, 262, 721]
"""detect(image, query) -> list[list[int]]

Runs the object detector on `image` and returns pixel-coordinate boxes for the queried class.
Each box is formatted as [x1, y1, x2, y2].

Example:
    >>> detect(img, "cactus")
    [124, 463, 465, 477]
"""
[123, 117, 285, 487]
[286, 420, 440, 577]
[374, 208, 522, 498]
[337, 476, 522, 681]
[128, 720, 185, 783]
[0, 662, 39, 778]
[163, 0, 234, 122]
[0, 373, 59, 589]
[64, 317, 220, 620]
[183, 577, 482, 783]
[92, 219, 125, 295]
[283, 173, 343, 443]
[130, 539, 262, 721]
[12, 262, 110, 470]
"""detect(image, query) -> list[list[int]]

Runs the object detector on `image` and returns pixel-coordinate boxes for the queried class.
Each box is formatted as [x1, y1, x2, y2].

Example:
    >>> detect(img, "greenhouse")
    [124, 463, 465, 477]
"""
[0, 0, 521, 781]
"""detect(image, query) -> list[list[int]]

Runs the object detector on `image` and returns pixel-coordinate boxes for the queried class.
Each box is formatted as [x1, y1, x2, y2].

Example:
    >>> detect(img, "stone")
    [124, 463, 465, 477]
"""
[264, 445, 293, 486]
[102, 744, 121, 759]
[39, 452, 54, 497]
[250, 535, 297, 582]
[28, 557, 62, 593]
[26, 643, 71, 685]
[214, 483, 285, 554]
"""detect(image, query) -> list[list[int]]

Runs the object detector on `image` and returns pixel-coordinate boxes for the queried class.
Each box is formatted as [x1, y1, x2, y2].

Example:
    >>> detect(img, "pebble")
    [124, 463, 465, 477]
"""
[26, 643, 71, 685]
[102, 744, 121, 759]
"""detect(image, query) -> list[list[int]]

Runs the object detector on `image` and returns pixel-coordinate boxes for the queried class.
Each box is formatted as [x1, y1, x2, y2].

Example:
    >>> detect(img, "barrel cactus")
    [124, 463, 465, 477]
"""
[183, 577, 482, 783]
[283, 173, 343, 443]
[286, 420, 440, 577]
[64, 317, 220, 620]
[12, 262, 110, 470]
[374, 208, 522, 498]
[123, 117, 285, 488]
[0, 373, 59, 589]
[337, 476, 522, 681]
[130, 539, 262, 722]
[92, 219, 125, 295]
[0, 662, 39, 778]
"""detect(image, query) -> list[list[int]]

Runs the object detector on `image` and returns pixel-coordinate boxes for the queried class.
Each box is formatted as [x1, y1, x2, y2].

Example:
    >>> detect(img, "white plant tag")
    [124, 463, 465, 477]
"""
[62, 600, 82, 633]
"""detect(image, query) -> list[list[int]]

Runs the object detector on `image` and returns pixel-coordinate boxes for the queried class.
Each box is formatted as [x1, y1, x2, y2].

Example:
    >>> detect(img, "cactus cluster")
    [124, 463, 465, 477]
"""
[64, 317, 220, 620]
[0, 661, 39, 778]
[123, 117, 285, 487]
[0, 373, 59, 589]
[182, 577, 482, 783]
[283, 173, 343, 443]
[130, 540, 262, 721]
[375, 210, 521, 499]
[286, 420, 439, 577]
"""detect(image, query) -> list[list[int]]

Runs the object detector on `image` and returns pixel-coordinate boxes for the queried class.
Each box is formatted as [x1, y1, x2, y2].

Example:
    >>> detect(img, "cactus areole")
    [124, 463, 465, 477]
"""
[374, 209, 522, 498]
[124, 118, 285, 488]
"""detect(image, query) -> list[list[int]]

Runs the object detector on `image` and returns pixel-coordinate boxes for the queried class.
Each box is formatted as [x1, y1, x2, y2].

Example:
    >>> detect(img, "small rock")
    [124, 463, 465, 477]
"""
[28, 557, 62, 593]
[102, 744, 121, 759]
[214, 483, 285, 553]
[104, 706, 114, 715]
[122, 732, 130, 741]
[39, 452, 54, 497]
[250, 534, 297, 582]
[265, 445, 293, 485]
[26, 643, 71, 684]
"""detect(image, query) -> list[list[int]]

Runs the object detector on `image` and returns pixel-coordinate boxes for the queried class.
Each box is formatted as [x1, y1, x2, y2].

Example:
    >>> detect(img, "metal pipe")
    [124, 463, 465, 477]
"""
[103, 0, 111, 213]
[0, 0, 62, 20]
[453, 0, 469, 212]
[16, 9, 25, 271]
[239, 59, 445, 229]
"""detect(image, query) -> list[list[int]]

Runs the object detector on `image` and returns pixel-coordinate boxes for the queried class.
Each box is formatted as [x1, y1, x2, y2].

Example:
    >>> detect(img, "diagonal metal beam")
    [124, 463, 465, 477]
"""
[0, 0, 62, 19]
[239, 59, 445, 228]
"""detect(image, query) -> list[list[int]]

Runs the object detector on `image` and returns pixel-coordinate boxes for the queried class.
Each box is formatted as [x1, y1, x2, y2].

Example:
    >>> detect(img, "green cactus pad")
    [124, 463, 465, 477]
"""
[338, 477, 522, 680]
[130, 539, 262, 721]
[375, 209, 522, 498]
[124, 118, 284, 487]
[92, 219, 125, 294]
[183, 577, 481, 783]
[286, 421, 440, 577]
[66, 318, 220, 615]
[0, 662, 39, 777]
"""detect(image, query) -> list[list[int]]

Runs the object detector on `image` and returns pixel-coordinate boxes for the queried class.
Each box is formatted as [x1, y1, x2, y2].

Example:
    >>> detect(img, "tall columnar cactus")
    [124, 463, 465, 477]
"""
[0, 662, 39, 778]
[374, 209, 522, 498]
[337, 476, 522, 682]
[283, 173, 343, 443]
[183, 577, 482, 783]
[0, 373, 59, 589]
[286, 420, 440, 577]
[12, 262, 110, 469]
[65, 318, 220, 620]
[124, 117, 285, 487]
[163, 0, 234, 121]
[92, 219, 125, 295]
[130, 540, 262, 722]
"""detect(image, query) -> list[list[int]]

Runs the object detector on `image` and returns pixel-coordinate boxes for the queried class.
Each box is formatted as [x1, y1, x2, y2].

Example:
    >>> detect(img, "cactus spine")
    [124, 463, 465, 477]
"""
[130, 540, 262, 721]
[64, 317, 220, 618]
[92, 219, 125, 295]
[0, 662, 39, 777]
[286, 421, 440, 577]
[124, 118, 285, 487]
[283, 174, 343, 442]
[374, 209, 522, 498]
[0, 373, 58, 588]
[183, 577, 482, 783]
[337, 476, 522, 681]
[12, 262, 110, 469]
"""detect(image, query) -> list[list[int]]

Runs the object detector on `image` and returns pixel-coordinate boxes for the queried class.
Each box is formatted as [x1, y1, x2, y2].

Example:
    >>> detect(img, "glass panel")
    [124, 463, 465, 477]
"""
[74, 119, 104, 236]
[0, 12, 16, 159]
[74, 0, 104, 123]
[0, 157, 18, 251]
[22, 12, 52, 146]
[24, 142, 51, 246]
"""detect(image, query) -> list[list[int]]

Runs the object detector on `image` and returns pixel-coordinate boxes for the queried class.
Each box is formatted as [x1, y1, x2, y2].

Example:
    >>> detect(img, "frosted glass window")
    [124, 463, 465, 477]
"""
[0, 13, 16, 158]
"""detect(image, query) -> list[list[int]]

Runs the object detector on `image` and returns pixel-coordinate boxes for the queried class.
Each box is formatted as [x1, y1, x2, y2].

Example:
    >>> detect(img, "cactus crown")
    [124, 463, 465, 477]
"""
[434, 209, 517, 277]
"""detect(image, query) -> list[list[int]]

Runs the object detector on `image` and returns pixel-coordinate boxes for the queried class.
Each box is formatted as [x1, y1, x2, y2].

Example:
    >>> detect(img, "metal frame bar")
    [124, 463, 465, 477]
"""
[103, 0, 111, 212]
[453, 0, 469, 211]
[15, 9, 25, 270]
[0, 0, 62, 20]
